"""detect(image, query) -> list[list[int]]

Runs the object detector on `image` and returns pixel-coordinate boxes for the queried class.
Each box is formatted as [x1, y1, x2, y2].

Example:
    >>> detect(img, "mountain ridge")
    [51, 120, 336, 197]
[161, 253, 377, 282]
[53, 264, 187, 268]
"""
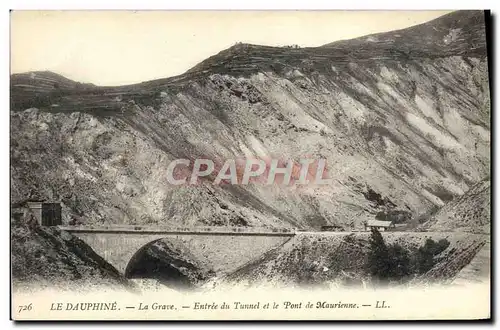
[11, 11, 488, 91]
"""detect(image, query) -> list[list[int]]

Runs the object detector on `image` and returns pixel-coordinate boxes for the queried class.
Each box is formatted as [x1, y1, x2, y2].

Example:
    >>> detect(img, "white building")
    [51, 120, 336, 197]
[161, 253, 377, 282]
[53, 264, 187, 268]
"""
[365, 219, 394, 232]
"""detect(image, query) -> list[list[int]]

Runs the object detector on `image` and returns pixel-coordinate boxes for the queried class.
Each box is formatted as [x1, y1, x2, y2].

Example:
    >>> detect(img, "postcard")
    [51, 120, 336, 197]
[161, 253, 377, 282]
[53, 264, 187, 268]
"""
[10, 10, 491, 321]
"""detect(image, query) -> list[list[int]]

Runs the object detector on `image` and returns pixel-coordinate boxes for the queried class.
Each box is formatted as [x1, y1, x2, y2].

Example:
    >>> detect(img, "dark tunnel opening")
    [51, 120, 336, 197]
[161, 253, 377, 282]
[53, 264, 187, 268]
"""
[125, 251, 195, 290]
[124, 240, 210, 291]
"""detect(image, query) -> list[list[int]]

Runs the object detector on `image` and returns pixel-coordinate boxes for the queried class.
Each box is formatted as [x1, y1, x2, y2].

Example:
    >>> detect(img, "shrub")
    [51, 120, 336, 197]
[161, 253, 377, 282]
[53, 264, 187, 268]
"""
[367, 228, 390, 282]
[415, 238, 450, 274]
[386, 243, 411, 281]
[367, 228, 448, 284]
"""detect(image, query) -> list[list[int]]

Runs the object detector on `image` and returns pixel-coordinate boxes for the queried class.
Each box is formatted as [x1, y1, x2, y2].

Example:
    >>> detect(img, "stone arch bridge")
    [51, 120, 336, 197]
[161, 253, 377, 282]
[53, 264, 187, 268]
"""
[60, 225, 295, 276]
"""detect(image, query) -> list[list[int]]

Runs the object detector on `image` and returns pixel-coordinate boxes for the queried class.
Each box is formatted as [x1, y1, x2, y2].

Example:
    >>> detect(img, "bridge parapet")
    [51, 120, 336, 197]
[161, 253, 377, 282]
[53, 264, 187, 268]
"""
[59, 225, 296, 236]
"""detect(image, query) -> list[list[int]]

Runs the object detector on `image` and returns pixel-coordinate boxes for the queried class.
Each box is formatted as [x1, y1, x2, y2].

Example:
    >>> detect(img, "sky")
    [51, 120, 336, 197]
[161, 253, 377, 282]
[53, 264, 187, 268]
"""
[11, 10, 451, 86]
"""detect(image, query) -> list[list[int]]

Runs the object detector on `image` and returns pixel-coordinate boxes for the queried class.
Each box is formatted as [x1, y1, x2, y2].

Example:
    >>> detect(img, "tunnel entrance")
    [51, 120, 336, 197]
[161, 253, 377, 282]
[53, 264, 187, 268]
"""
[124, 239, 211, 291]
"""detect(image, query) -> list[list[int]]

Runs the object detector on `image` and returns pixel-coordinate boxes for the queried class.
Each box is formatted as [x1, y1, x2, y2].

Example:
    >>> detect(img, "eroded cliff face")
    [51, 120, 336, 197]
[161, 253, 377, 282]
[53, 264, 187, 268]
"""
[10, 11, 490, 230]
[421, 178, 491, 233]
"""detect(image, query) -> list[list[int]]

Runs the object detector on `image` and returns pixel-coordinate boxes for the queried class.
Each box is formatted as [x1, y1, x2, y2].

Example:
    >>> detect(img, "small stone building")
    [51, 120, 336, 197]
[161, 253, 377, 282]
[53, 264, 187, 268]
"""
[12, 201, 62, 226]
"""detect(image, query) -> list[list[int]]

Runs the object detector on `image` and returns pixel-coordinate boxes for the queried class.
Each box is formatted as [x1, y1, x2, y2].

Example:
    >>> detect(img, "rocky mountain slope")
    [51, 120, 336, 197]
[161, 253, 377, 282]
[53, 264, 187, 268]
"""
[10, 11, 490, 230]
[420, 178, 491, 233]
[11, 213, 133, 292]
[218, 232, 488, 288]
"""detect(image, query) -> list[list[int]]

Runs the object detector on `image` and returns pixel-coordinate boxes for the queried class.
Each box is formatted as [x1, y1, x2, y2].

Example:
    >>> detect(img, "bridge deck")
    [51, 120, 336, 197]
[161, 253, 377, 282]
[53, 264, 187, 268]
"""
[58, 225, 296, 237]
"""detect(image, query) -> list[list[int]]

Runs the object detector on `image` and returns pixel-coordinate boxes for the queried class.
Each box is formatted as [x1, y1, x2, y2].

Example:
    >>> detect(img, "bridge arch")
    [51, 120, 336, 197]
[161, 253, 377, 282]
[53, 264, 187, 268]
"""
[124, 239, 162, 277]
[124, 238, 206, 289]
[68, 232, 168, 274]
[67, 232, 209, 289]
[65, 228, 294, 287]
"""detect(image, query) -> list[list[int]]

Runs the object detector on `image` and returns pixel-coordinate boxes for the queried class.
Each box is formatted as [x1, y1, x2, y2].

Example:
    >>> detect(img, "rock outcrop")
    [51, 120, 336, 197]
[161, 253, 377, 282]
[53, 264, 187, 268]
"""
[11, 214, 133, 291]
[421, 178, 491, 233]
